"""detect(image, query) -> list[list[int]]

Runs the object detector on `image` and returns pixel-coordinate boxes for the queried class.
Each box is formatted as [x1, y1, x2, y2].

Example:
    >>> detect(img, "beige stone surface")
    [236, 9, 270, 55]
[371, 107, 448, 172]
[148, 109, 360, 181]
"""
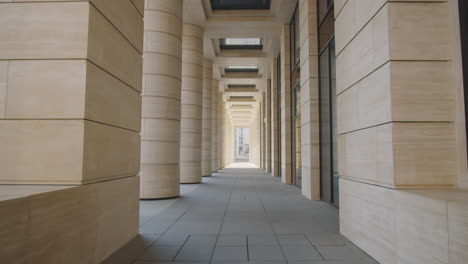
[388, 2, 450, 61]
[340, 122, 456, 188]
[0, 2, 89, 59]
[180, 23, 204, 183]
[341, 178, 468, 264]
[83, 121, 140, 183]
[0, 120, 85, 184]
[211, 80, 219, 172]
[3, 60, 141, 131]
[0, 176, 139, 264]
[140, 165, 180, 198]
[85, 61, 142, 131]
[4, 60, 86, 119]
[336, 4, 389, 94]
[392, 122, 456, 187]
[145, 0, 182, 19]
[0, 120, 140, 185]
[298, 0, 320, 200]
[132, 0, 144, 16]
[88, 4, 142, 91]
[280, 25, 292, 184]
[270, 58, 279, 177]
[0, 61, 6, 118]
[140, 0, 182, 198]
[90, 0, 144, 52]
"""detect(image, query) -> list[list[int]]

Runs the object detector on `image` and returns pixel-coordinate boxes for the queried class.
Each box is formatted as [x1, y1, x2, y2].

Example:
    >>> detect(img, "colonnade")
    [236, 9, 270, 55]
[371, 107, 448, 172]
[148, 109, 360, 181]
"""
[141, 0, 221, 198]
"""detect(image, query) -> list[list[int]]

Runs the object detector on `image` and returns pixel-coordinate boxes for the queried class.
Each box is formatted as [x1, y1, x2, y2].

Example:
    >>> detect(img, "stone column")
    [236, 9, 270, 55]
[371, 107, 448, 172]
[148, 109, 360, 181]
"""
[298, 0, 320, 200]
[271, 58, 280, 176]
[266, 79, 272, 173]
[211, 79, 219, 172]
[140, 0, 183, 199]
[335, 1, 459, 263]
[180, 24, 204, 183]
[202, 59, 213, 177]
[280, 25, 292, 184]
[0, 0, 144, 261]
[218, 98, 225, 169]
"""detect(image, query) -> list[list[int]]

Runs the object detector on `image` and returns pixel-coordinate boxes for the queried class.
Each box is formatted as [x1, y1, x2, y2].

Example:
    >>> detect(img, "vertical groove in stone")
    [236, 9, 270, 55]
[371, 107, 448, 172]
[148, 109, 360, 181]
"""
[140, 0, 183, 199]
[211, 79, 219, 172]
[202, 59, 213, 176]
[180, 23, 204, 183]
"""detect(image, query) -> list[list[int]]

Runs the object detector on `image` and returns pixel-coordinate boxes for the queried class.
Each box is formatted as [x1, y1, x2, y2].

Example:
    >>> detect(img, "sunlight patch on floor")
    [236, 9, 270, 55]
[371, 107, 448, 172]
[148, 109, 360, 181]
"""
[225, 162, 259, 168]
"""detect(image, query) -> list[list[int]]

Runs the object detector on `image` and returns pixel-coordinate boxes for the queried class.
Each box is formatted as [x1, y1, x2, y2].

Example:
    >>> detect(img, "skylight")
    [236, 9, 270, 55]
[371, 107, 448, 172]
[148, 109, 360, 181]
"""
[225, 66, 259, 73]
[220, 38, 263, 50]
[225, 38, 261, 45]
[211, 0, 271, 11]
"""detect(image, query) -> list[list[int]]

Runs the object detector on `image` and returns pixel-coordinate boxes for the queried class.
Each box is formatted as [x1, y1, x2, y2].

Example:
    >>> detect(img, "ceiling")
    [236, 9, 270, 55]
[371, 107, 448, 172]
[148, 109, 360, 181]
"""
[183, 0, 298, 127]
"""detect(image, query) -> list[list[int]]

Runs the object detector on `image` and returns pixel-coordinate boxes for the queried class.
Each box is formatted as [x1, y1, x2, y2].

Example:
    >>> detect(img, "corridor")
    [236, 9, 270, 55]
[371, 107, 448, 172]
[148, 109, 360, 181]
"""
[104, 164, 377, 264]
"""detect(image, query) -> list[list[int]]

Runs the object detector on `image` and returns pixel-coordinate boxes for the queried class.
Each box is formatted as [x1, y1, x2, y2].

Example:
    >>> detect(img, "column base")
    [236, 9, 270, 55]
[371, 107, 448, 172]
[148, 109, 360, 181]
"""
[140, 195, 180, 200]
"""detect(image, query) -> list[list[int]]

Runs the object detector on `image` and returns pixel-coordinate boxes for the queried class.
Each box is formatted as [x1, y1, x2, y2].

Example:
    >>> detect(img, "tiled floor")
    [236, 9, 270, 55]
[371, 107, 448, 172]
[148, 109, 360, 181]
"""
[103, 163, 378, 264]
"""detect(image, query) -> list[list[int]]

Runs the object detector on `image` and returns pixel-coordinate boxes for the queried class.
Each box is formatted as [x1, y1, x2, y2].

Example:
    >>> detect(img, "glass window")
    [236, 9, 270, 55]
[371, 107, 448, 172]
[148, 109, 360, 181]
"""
[318, 1, 339, 206]
[459, 0, 468, 153]
[290, 4, 302, 188]
[289, 6, 300, 71]
[318, 0, 333, 22]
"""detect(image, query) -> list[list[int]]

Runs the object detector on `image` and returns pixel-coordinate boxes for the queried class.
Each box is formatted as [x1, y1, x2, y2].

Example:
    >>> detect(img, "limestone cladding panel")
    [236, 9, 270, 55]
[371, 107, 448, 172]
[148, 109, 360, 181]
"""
[336, 1, 461, 263]
[211, 80, 219, 172]
[0, 1, 144, 185]
[180, 23, 204, 183]
[299, 0, 320, 200]
[266, 80, 272, 173]
[201, 59, 213, 176]
[340, 178, 467, 264]
[0, 176, 139, 264]
[280, 25, 292, 184]
[218, 97, 224, 169]
[140, 0, 182, 199]
[271, 58, 279, 177]
[336, 1, 456, 188]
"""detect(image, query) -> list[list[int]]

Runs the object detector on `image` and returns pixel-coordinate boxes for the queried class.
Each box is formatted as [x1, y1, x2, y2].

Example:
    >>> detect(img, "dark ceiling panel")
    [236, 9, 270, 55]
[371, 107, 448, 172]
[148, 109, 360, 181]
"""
[211, 0, 271, 10]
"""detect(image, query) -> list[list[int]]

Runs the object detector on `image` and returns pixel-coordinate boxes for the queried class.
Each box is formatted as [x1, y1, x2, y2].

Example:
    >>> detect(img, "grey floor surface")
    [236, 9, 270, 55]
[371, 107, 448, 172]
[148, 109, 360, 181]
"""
[103, 165, 378, 264]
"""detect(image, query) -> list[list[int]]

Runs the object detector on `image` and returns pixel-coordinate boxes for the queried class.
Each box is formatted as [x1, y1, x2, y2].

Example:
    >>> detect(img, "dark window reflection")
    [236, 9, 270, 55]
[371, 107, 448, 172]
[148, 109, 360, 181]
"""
[318, 1, 339, 207]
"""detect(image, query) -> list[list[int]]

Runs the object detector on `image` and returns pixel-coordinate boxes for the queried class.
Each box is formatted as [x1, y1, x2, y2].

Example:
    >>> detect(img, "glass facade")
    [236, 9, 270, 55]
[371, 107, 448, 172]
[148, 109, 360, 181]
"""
[318, 0, 339, 206]
[459, 0, 468, 152]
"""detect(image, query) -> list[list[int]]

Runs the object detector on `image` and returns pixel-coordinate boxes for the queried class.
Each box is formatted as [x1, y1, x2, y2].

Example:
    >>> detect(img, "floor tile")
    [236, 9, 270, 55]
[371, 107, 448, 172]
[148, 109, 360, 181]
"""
[212, 246, 248, 261]
[315, 245, 362, 261]
[277, 234, 310, 246]
[247, 234, 279, 246]
[154, 233, 189, 246]
[136, 246, 180, 261]
[281, 245, 323, 261]
[174, 245, 215, 261]
[217, 235, 247, 246]
[248, 246, 285, 261]
[108, 165, 379, 264]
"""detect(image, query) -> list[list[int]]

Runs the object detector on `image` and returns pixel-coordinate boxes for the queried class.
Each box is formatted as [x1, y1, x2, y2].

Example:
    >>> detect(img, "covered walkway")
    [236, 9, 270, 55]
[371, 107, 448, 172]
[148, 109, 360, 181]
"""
[104, 163, 377, 264]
